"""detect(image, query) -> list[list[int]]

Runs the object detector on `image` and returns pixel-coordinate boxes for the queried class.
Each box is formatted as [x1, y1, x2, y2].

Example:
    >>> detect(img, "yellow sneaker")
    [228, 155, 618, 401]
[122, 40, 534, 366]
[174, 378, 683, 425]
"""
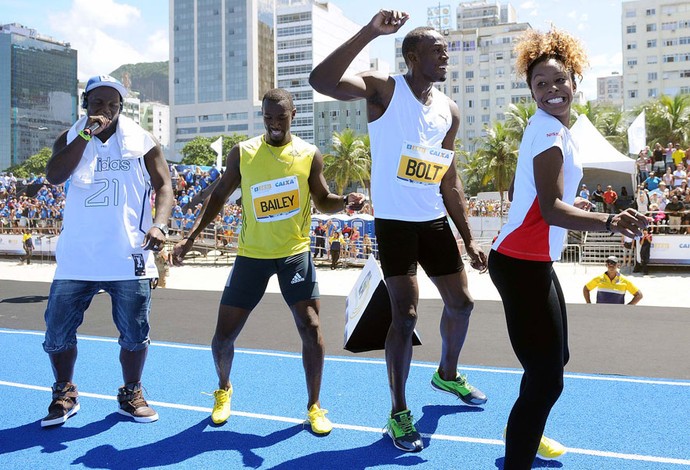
[502, 427, 566, 460]
[537, 435, 566, 460]
[307, 404, 333, 434]
[211, 386, 232, 424]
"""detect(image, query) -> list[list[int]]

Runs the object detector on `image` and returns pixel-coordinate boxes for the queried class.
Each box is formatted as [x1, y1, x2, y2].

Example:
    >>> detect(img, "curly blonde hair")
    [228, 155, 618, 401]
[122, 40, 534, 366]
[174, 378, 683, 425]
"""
[514, 27, 588, 85]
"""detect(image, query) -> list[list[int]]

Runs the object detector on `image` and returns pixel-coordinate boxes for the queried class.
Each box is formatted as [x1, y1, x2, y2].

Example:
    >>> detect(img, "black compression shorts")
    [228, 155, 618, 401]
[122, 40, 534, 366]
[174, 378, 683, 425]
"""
[374, 217, 463, 278]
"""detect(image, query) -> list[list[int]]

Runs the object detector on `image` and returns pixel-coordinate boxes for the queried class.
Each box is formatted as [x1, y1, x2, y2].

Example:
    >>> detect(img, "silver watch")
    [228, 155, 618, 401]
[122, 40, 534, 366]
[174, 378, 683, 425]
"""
[152, 223, 169, 236]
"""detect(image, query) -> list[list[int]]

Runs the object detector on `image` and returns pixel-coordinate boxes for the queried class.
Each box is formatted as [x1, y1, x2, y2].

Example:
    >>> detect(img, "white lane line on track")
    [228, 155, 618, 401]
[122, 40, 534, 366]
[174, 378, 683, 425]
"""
[2, 379, 689, 466]
[2, 328, 689, 388]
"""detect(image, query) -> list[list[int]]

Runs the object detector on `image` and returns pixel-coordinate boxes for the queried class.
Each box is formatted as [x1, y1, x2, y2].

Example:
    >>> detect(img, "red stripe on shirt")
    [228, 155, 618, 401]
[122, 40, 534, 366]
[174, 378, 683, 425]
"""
[497, 197, 552, 261]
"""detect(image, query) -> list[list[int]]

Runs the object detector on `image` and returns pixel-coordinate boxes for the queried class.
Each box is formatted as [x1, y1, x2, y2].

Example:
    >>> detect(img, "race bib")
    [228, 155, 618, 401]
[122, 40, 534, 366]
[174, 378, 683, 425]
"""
[251, 176, 300, 222]
[396, 141, 453, 188]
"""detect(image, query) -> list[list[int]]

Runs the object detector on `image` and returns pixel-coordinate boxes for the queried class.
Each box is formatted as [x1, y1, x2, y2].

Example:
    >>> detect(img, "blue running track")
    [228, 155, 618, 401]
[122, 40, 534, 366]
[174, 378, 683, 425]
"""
[1, 328, 689, 469]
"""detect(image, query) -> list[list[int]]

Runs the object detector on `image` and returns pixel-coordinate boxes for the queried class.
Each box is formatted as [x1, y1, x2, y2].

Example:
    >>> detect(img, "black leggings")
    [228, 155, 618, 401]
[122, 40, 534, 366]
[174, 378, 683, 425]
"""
[488, 250, 569, 469]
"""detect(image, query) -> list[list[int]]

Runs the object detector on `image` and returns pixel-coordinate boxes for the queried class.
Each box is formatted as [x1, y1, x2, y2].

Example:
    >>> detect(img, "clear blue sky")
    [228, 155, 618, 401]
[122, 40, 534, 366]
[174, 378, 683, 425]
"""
[0, 0, 623, 100]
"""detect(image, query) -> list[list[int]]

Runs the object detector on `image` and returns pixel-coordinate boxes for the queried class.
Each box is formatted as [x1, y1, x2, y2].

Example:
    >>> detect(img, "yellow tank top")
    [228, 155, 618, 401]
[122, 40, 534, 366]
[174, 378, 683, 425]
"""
[238, 134, 315, 259]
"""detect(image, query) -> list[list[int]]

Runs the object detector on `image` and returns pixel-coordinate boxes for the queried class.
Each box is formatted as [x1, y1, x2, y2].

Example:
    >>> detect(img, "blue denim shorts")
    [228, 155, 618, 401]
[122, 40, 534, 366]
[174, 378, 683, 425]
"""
[43, 279, 152, 353]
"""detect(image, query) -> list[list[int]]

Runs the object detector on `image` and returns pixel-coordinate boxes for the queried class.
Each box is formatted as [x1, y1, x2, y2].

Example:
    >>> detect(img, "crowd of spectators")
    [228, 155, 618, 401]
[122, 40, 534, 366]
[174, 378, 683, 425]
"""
[467, 198, 510, 217]
[167, 164, 244, 247]
[0, 172, 66, 234]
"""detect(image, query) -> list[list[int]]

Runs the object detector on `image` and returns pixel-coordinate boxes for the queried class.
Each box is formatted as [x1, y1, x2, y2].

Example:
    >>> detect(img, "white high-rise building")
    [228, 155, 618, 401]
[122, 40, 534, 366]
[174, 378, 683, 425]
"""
[276, 0, 369, 145]
[169, 0, 276, 160]
[597, 73, 625, 107]
[456, 0, 517, 29]
[621, 0, 690, 110]
[142, 102, 170, 158]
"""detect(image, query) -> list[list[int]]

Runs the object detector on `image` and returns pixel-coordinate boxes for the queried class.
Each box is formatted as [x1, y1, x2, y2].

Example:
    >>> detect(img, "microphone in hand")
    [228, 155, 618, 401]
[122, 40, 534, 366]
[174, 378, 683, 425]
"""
[83, 121, 101, 136]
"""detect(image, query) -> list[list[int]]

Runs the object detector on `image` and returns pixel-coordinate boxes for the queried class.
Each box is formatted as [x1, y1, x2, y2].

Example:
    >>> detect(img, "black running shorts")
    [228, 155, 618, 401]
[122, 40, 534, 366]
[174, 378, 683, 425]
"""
[220, 251, 319, 310]
[374, 217, 463, 278]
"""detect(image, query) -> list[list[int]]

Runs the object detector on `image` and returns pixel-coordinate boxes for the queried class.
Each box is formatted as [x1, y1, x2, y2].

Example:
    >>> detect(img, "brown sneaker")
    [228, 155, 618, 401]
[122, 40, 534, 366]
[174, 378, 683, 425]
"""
[117, 382, 159, 423]
[41, 382, 80, 428]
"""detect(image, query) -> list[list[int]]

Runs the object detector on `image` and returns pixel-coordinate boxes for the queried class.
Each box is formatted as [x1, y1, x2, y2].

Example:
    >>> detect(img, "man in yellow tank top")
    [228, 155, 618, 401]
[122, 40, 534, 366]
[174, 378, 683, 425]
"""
[173, 88, 364, 435]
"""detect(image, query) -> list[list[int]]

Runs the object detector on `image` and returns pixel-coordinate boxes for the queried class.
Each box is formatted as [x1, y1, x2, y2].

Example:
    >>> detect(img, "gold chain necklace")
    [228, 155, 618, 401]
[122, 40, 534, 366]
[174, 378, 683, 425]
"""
[264, 138, 298, 169]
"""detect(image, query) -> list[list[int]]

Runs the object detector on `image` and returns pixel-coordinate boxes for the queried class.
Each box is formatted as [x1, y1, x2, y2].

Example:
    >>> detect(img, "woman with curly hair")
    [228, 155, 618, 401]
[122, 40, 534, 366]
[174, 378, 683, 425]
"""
[488, 28, 649, 468]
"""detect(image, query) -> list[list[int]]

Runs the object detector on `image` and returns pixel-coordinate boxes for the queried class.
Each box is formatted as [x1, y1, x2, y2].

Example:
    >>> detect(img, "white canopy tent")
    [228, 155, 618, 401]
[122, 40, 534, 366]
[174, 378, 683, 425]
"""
[570, 114, 636, 196]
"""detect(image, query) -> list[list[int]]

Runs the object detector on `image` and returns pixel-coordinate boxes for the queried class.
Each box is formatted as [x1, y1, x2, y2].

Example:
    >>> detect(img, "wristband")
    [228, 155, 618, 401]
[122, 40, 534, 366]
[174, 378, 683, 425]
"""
[78, 130, 92, 142]
[343, 195, 348, 207]
[605, 214, 614, 233]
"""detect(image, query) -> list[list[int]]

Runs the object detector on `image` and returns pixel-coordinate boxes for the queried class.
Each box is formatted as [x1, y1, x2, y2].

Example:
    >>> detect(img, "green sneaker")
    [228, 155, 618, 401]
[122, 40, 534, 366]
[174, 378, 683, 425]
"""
[385, 410, 423, 452]
[431, 370, 487, 406]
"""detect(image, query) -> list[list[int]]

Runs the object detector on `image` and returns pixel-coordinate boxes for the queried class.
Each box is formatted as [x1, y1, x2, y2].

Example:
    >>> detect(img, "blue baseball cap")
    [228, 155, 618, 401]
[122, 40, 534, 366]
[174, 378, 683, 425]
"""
[85, 75, 128, 98]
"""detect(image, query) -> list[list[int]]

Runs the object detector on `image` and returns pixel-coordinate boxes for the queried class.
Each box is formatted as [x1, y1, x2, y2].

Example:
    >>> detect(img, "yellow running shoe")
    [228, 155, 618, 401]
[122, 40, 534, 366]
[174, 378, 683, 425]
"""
[211, 386, 232, 424]
[537, 435, 566, 460]
[502, 427, 567, 461]
[307, 404, 333, 434]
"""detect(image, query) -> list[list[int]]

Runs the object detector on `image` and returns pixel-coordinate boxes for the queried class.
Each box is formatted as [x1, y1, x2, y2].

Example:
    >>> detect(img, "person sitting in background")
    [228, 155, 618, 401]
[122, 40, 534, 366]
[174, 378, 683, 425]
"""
[672, 144, 686, 168]
[672, 163, 686, 188]
[579, 184, 589, 200]
[648, 202, 665, 234]
[644, 171, 660, 192]
[635, 187, 649, 215]
[621, 234, 634, 268]
[591, 184, 605, 212]
[583, 256, 643, 305]
[664, 194, 685, 234]
[362, 233, 373, 257]
[662, 167, 674, 188]
[636, 148, 651, 183]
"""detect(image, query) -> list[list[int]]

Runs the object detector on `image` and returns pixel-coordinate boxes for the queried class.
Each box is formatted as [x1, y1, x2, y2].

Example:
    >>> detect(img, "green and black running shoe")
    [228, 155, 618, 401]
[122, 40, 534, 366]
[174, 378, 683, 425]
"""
[431, 370, 487, 406]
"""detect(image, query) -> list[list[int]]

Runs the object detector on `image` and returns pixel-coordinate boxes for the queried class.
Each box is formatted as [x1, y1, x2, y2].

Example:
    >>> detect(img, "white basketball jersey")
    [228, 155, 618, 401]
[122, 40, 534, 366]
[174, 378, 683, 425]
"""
[54, 136, 157, 280]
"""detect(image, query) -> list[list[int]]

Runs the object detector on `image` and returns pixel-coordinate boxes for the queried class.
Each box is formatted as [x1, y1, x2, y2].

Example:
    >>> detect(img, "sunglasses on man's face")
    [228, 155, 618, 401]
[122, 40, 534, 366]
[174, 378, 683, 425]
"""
[606, 262, 617, 266]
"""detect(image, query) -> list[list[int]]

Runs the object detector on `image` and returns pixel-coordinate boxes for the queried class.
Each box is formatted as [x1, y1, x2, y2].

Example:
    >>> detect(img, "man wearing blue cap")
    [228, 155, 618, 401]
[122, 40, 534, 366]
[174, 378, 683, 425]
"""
[40, 75, 173, 427]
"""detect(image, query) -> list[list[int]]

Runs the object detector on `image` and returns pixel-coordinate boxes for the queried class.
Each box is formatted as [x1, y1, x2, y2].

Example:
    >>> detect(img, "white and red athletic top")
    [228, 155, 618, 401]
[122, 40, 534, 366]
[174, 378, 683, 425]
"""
[492, 109, 582, 261]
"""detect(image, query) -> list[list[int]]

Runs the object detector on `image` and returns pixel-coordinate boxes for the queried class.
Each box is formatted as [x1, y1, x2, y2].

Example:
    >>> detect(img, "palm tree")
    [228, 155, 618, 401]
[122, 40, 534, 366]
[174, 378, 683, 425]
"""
[504, 102, 537, 142]
[457, 150, 487, 197]
[473, 122, 518, 219]
[323, 128, 371, 195]
[644, 94, 690, 146]
[596, 108, 629, 154]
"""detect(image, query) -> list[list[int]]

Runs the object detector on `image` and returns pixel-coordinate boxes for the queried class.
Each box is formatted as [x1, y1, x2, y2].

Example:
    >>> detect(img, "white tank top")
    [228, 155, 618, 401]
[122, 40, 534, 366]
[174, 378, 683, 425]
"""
[54, 136, 157, 280]
[367, 74, 453, 221]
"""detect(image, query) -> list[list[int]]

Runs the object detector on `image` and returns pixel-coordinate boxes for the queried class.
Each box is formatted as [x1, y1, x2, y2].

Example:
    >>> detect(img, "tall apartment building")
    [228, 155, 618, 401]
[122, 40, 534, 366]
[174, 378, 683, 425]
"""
[443, 22, 532, 153]
[0, 23, 77, 170]
[597, 73, 625, 107]
[169, 0, 276, 160]
[456, 0, 516, 29]
[621, 0, 690, 110]
[142, 102, 171, 157]
[276, 0, 368, 147]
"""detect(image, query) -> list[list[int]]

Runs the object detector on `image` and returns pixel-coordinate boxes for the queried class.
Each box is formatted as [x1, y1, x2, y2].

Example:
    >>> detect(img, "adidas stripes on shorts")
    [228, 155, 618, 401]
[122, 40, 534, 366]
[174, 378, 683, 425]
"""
[220, 251, 319, 310]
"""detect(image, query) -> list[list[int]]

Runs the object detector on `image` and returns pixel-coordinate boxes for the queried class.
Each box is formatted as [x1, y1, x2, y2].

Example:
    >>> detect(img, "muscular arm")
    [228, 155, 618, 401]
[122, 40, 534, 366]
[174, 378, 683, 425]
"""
[534, 147, 648, 238]
[46, 117, 113, 185]
[144, 144, 174, 225]
[439, 99, 487, 270]
[186, 145, 241, 242]
[46, 131, 89, 185]
[309, 10, 407, 120]
[583, 285, 592, 303]
[629, 290, 643, 305]
[308, 149, 352, 213]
